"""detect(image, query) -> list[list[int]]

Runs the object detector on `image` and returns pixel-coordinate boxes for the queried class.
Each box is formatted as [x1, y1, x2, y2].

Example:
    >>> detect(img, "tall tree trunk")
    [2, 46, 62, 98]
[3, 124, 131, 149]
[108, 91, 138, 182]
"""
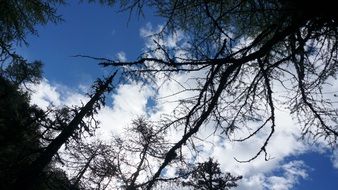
[12, 74, 115, 190]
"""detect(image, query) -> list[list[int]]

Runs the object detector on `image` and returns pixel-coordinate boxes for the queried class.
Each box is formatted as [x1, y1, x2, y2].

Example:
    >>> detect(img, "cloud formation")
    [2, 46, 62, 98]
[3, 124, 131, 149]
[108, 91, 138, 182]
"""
[116, 51, 127, 62]
[28, 23, 338, 190]
[29, 74, 337, 189]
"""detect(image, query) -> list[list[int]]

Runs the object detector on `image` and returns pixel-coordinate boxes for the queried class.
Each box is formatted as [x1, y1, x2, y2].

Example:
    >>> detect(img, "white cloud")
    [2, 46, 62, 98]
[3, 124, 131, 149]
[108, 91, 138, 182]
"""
[137, 24, 321, 189]
[332, 149, 338, 169]
[237, 161, 308, 190]
[29, 79, 61, 108]
[29, 79, 154, 141]
[29, 71, 330, 190]
[136, 24, 317, 190]
[28, 23, 338, 190]
[95, 82, 154, 139]
[116, 51, 127, 62]
[182, 94, 310, 190]
[28, 79, 89, 108]
[139, 22, 160, 38]
[265, 161, 308, 190]
[238, 175, 265, 190]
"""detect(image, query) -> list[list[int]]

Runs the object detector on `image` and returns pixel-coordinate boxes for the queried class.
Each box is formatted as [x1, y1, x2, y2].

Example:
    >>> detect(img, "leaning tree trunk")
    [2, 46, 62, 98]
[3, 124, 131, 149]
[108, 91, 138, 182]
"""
[12, 74, 115, 190]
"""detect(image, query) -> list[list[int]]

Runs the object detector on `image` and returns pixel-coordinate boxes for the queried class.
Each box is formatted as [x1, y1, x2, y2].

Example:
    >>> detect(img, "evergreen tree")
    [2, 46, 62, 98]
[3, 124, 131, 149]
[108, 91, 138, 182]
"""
[183, 158, 242, 190]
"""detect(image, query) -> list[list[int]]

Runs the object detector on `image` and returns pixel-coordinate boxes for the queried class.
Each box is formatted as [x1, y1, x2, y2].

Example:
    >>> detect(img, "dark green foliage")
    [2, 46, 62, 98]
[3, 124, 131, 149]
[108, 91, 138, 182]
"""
[0, 0, 64, 44]
[0, 65, 112, 189]
[2, 59, 43, 85]
[0, 76, 76, 190]
[0, 0, 63, 85]
[0, 1, 72, 188]
[3, 0, 337, 189]
[11, 74, 114, 190]
[0, 76, 41, 188]
[183, 158, 242, 190]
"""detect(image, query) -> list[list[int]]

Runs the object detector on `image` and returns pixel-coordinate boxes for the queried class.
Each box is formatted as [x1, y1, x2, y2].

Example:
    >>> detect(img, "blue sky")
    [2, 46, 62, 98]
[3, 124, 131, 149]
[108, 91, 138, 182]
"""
[19, 1, 338, 189]
[295, 152, 338, 189]
[19, 1, 163, 87]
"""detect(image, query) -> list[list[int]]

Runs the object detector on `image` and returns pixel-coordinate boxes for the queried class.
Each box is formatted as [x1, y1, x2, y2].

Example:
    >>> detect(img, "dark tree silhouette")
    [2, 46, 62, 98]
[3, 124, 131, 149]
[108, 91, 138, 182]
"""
[12, 73, 116, 190]
[2, 0, 338, 189]
[0, 70, 76, 190]
[78, 1, 338, 189]
[0, 0, 63, 85]
[0, 0, 63, 43]
[63, 117, 174, 190]
[61, 118, 242, 189]
[183, 158, 242, 190]
[63, 139, 117, 190]
[0, 1, 126, 189]
[0, 76, 41, 189]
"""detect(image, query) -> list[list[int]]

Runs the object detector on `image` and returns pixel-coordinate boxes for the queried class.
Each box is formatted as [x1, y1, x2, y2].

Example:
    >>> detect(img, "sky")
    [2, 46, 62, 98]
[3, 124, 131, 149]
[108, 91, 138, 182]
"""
[18, 1, 338, 190]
